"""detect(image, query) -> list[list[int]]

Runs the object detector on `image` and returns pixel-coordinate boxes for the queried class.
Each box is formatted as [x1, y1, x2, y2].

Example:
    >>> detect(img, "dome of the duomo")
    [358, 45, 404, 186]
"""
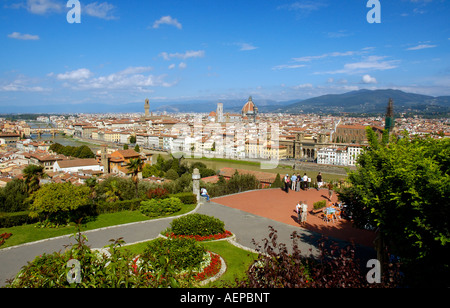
[241, 96, 257, 115]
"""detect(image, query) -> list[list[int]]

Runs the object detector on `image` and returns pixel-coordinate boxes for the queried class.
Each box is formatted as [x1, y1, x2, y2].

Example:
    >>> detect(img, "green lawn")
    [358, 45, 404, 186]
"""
[0, 203, 196, 249]
[201, 240, 258, 287]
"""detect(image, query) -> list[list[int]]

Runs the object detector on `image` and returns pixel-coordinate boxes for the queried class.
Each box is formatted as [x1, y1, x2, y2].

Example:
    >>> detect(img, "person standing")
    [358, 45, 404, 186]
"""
[302, 173, 308, 190]
[283, 174, 290, 193]
[301, 201, 308, 224]
[296, 201, 302, 224]
[317, 172, 323, 191]
[296, 173, 301, 191]
[291, 173, 297, 190]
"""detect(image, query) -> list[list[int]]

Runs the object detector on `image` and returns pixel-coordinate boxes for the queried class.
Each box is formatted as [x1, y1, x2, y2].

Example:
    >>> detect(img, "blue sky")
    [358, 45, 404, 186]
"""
[1, 0, 449, 109]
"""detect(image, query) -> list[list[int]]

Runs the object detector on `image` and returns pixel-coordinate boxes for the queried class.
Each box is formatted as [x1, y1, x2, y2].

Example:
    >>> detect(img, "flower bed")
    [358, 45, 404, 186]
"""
[194, 251, 221, 282]
[130, 250, 223, 284]
[164, 230, 233, 242]
[0, 233, 12, 247]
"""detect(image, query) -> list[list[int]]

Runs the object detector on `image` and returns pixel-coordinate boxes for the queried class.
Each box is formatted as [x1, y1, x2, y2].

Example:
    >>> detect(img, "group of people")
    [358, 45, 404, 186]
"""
[296, 200, 308, 225]
[283, 172, 324, 193]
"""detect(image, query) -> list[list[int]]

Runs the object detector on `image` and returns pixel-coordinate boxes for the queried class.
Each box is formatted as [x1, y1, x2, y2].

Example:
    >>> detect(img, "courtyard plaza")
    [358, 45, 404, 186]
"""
[212, 187, 375, 248]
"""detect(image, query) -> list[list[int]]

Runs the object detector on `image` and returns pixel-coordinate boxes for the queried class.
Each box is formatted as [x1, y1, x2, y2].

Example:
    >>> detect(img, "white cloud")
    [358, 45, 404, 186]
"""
[159, 50, 205, 60]
[168, 64, 176, 70]
[53, 66, 175, 91]
[317, 56, 399, 75]
[152, 16, 182, 29]
[272, 64, 306, 70]
[278, 1, 327, 14]
[362, 74, 377, 84]
[84, 2, 117, 20]
[178, 62, 187, 69]
[406, 44, 437, 50]
[8, 32, 40, 40]
[0, 75, 47, 92]
[292, 83, 313, 89]
[0, 83, 45, 92]
[26, 0, 62, 15]
[56, 68, 93, 81]
[293, 50, 359, 62]
[236, 43, 258, 51]
[118, 66, 153, 75]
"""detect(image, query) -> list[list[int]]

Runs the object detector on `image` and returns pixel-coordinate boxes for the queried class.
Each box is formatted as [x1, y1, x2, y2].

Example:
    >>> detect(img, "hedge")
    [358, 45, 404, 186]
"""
[140, 197, 183, 217]
[96, 199, 142, 214]
[169, 213, 225, 237]
[168, 192, 197, 205]
[0, 211, 38, 228]
[313, 200, 327, 210]
[141, 237, 206, 272]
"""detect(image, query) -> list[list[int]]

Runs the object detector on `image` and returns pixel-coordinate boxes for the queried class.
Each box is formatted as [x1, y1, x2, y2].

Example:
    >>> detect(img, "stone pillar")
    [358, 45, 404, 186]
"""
[192, 168, 201, 203]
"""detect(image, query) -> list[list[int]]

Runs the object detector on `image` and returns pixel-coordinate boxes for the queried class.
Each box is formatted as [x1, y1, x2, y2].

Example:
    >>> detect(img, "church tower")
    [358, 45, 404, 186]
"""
[144, 98, 150, 117]
[101, 145, 109, 174]
[384, 98, 395, 133]
[216, 103, 224, 123]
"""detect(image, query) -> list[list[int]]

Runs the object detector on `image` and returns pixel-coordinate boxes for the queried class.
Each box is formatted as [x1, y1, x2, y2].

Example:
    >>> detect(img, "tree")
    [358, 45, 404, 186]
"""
[29, 183, 90, 224]
[134, 144, 140, 153]
[226, 171, 260, 194]
[164, 169, 179, 181]
[49, 143, 94, 158]
[123, 144, 129, 150]
[0, 179, 29, 212]
[338, 128, 450, 287]
[77, 145, 95, 158]
[142, 163, 164, 178]
[126, 157, 144, 199]
[271, 173, 283, 188]
[104, 179, 122, 203]
[22, 164, 45, 194]
[84, 176, 98, 204]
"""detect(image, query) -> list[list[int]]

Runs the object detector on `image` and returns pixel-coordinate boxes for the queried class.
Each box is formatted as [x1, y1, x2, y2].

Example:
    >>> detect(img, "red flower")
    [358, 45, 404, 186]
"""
[194, 252, 221, 281]
[166, 230, 232, 242]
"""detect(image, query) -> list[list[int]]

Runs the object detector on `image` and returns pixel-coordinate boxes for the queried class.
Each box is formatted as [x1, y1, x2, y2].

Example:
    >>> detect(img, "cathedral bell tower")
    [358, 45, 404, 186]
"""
[384, 98, 394, 133]
[144, 98, 150, 117]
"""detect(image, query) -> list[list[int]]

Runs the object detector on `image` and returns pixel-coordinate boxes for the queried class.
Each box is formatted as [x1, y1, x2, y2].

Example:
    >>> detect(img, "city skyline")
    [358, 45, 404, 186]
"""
[1, 0, 449, 110]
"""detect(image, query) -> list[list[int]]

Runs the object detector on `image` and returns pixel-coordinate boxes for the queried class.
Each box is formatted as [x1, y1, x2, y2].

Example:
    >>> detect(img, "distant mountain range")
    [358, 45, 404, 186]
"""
[1, 89, 449, 115]
[273, 89, 450, 114]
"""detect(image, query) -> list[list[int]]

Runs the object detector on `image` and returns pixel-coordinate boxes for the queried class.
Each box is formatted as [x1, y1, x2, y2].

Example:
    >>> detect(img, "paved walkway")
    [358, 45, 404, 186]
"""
[213, 188, 376, 248]
[0, 189, 376, 287]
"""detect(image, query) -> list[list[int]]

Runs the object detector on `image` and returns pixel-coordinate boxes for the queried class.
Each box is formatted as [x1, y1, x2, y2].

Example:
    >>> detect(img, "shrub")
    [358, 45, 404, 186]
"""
[7, 234, 182, 288]
[28, 183, 90, 225]
[271, 173, 283, 188]
[233, 227, 402, 288]
[0, 211, 38, 228]
[96, 198, 142, 214]
[169, 192, 197, 205]
[164, 169, 179, 180]
[169, 213, 225, 237]
[146, 187, 169, 200]
[313, 200, 327, 210]
[141, 237, 206, 272]
[139, 197, 183, 217]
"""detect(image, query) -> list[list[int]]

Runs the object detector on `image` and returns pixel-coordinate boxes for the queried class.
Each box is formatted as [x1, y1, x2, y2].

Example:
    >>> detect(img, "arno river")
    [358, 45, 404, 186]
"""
[28, 121, 102, 153]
